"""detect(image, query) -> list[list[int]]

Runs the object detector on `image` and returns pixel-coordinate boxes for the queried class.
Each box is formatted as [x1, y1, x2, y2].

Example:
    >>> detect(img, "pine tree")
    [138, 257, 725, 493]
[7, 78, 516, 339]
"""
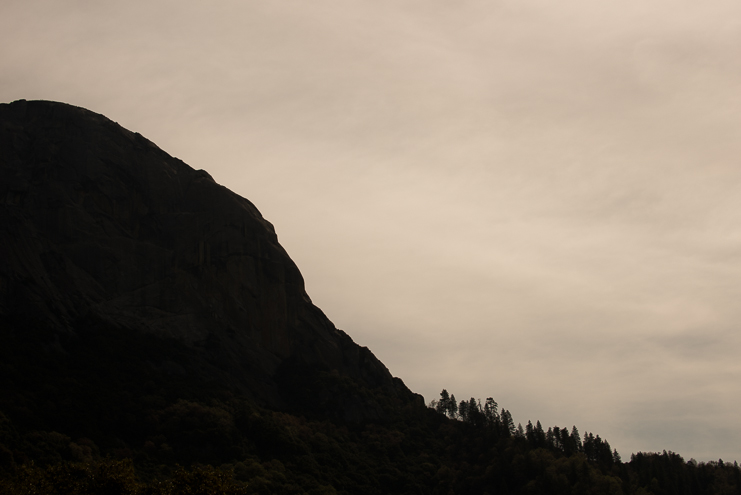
[484, 398, 499, 426]
[436, 390, 450, 415]
[546, 427, 555, 448]
[515, 423, 525, 438]
[449, 394, 458, 419]
[526, 420, 535, 444]
[458, 399, 469, 422]
[571, 425, 582, 452]
[535, 421, 546, 447]
[501, 409, 515, 436]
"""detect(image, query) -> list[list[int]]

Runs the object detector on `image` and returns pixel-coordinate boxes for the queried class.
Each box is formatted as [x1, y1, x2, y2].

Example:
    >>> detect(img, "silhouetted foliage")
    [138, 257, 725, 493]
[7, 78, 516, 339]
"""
[1, 318, 739, 494]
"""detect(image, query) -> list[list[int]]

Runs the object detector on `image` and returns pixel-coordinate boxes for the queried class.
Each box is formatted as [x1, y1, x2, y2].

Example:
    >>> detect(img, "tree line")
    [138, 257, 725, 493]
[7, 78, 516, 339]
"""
[431, 389, 624, 467]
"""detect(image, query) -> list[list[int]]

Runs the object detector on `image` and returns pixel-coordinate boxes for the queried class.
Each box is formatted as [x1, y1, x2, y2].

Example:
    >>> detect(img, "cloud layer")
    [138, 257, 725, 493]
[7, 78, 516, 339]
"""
[2, 0, 740, 461]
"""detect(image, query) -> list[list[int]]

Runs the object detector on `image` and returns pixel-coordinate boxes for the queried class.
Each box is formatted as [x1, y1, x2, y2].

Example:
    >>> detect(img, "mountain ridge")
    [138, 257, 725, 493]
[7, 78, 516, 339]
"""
[0, 99, 419, 418]
[2, 100, 740, 494]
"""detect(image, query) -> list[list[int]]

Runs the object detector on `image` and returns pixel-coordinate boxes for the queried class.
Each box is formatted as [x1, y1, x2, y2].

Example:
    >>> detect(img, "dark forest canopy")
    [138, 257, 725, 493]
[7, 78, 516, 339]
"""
[2, 333, 739, 495]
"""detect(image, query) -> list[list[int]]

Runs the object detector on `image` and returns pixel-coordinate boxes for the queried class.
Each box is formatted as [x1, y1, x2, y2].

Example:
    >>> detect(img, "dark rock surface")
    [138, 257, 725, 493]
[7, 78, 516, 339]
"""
[0, 99, 417, 418]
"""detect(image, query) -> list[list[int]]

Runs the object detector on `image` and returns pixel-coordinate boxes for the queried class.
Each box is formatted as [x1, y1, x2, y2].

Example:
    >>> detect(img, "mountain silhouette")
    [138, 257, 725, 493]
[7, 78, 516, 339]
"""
[0, 99, 418, 421]
[2, 100, 738, 494]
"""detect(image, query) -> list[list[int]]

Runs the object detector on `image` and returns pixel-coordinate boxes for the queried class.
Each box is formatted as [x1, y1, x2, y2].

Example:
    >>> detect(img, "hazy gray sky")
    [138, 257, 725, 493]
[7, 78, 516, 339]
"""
[2, 0, 740, 462]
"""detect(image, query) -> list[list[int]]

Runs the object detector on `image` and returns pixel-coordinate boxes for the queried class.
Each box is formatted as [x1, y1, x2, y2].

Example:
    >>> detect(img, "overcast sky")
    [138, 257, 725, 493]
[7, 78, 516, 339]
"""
[2, 0, 741, 462]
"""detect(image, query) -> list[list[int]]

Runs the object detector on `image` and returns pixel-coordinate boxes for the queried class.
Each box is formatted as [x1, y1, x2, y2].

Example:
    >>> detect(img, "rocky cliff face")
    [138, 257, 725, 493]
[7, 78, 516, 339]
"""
[0, 100, 416, 418]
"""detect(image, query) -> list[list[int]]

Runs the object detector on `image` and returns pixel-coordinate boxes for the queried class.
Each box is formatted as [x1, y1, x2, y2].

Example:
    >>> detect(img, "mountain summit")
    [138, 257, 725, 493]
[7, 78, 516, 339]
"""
[0, 99, 417, 420]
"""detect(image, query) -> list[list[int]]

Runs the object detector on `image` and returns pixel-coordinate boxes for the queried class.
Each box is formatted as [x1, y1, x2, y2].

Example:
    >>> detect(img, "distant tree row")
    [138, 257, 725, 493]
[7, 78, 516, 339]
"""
[429, 389, 515, 436]
[524, 419, 620, 464]
[427, 388, 741, 493]
[429, 389, 619, 465]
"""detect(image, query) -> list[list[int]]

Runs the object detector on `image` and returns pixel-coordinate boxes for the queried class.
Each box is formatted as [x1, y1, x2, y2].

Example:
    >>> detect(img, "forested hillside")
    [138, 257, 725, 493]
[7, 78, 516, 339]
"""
[1, 350, 739, 495]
